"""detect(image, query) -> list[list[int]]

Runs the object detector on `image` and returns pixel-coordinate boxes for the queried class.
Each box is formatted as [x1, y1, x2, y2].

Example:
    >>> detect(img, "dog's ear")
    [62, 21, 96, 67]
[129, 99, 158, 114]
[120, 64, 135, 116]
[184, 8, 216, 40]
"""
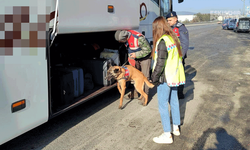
[114, 68, 120, 73]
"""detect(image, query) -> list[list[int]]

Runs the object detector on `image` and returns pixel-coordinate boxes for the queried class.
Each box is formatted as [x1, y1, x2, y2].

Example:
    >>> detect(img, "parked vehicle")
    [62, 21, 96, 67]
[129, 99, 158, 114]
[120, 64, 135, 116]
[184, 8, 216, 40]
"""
[222, 19, 229, 29]
[222, 19, 236, 30]
[228, 19, 236, 29]
[233, 17, 250, 33]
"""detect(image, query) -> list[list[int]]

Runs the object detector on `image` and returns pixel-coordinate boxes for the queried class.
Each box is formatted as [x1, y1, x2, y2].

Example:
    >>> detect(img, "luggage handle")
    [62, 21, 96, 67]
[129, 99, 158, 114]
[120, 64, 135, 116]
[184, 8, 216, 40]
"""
[76, 78, 78, 91]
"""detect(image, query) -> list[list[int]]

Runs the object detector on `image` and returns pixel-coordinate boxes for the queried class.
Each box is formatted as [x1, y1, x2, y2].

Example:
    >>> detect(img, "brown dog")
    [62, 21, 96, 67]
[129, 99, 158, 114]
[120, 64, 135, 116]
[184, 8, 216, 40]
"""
[106, 65, 154, 109]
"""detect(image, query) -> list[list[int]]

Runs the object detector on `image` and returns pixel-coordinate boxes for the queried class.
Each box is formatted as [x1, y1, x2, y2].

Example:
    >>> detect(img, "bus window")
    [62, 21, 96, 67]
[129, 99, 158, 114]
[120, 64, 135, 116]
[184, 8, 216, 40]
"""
[152, 0, 159, 6]
[160, 0, 170, 16]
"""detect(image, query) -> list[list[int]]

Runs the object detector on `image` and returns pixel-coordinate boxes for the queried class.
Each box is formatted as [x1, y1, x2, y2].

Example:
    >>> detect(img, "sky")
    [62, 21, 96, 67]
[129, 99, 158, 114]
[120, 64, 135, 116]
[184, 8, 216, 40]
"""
[173, 0, 250, 14]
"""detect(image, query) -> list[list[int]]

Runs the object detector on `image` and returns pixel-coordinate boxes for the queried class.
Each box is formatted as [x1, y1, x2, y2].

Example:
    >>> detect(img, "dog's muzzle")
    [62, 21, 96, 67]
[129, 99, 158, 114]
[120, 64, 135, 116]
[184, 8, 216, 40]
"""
[105, 74, 114, 81]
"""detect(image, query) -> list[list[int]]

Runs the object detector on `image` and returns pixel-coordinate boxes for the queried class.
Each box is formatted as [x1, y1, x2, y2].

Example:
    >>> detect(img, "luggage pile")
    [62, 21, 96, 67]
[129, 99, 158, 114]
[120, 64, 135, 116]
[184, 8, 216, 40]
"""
[51, 49, 120, 107]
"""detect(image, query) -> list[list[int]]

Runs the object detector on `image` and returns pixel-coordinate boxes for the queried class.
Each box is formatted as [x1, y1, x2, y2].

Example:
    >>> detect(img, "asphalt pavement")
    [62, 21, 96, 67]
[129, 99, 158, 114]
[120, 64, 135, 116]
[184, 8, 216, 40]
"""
[1, 23, 250, 150]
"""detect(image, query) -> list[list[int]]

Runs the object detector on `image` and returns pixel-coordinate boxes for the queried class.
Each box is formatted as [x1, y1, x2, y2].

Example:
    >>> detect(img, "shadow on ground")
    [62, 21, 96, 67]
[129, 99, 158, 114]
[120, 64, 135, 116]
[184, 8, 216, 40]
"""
[192, 127, 247, 150]
[179, 65, 197, 125]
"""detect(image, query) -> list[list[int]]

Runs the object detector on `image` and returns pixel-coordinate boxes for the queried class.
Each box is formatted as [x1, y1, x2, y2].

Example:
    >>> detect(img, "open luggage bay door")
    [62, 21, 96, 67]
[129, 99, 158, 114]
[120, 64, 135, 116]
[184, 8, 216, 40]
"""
[57, 0, 140, 34]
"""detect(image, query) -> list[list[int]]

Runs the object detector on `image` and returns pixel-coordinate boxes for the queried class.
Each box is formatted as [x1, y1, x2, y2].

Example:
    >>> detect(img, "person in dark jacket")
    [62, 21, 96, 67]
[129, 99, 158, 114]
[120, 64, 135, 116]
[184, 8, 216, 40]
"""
[115, 30, 152, 104]
[166, 11, 189, 99]
[151, 16, 185, 144]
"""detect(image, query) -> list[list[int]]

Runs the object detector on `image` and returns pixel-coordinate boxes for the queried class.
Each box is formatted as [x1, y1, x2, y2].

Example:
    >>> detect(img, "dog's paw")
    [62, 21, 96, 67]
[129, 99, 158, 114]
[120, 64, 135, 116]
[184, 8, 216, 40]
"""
[118, 105, 123, 109]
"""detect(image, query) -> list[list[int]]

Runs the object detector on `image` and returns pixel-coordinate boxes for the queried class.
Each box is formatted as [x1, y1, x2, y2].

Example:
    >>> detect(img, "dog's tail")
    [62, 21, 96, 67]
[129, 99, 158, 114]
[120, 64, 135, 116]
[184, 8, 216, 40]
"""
[144, 77, 154, 88]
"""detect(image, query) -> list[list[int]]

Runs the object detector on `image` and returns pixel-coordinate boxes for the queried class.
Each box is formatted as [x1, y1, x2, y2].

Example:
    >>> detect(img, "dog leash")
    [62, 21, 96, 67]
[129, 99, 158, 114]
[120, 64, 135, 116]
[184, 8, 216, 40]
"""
[118, 43, 130, 68]
[121, 60, 128, 67]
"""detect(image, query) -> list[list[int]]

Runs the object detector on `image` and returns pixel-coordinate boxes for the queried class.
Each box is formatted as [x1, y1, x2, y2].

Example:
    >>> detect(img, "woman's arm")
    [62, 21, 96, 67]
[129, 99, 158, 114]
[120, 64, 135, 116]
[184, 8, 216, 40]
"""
[151, 39, 168, 85]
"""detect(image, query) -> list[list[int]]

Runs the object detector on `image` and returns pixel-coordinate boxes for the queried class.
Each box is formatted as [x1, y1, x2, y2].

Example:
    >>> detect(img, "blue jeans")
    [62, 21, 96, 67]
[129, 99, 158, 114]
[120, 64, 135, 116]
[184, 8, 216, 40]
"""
[157, 82, 181, 132]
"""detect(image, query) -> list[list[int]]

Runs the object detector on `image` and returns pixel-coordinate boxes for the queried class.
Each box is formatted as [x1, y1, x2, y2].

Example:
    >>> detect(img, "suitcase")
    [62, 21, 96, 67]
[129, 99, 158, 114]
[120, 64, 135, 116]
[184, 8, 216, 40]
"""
[51, 72, 74, 106]
[55, 66, 84, 97]
[84, 73, 94, 90]
[72, 67, 84, 96]
[79, 58, 114, 86]
[100, 50, 120, 66]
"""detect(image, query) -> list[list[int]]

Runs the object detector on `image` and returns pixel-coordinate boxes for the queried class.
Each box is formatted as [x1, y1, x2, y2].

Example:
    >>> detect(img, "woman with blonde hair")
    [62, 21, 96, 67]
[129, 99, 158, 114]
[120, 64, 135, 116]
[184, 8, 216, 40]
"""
[151, 16, 185, 144]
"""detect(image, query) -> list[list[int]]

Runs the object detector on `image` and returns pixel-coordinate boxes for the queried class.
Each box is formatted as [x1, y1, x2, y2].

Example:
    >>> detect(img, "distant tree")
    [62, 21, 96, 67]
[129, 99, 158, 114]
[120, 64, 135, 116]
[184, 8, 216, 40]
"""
[203, 13, 210, 21]
[193, 13, 211, 22]
[181, 19, 190, 24]
[192, 14, 201, 22]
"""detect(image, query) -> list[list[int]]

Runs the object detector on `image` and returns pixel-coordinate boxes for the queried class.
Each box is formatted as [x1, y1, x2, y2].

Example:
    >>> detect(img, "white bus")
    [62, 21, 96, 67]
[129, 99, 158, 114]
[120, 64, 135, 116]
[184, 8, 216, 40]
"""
[0, 0, 183, 145]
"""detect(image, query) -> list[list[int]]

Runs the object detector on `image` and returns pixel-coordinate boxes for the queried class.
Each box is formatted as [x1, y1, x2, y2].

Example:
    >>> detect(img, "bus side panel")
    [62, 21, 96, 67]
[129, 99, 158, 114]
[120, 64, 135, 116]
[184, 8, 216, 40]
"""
[138, 0, 161, 43]
[0, 0, 51, 145]
[57, 0, 140, 34]
[0, 49, 49, 145]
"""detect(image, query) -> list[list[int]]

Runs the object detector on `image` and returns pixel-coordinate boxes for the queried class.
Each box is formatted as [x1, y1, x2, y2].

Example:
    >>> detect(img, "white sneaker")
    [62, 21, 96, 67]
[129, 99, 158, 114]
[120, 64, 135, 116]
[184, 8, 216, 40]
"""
[153, 133, 173, 144]
[172, 125, 180, 136]
[172, 128, 180, 136]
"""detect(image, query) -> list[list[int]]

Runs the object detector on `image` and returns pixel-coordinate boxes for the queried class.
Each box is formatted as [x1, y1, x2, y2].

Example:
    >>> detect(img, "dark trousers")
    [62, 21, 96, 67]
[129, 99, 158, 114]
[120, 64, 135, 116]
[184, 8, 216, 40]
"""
[135, 58, 151, 95]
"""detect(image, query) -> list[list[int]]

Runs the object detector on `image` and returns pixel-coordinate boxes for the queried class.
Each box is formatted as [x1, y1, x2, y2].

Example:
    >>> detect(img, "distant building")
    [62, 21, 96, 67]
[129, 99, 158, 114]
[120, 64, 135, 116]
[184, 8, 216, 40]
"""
[176, 11, 195, 22]
[210, 10, 241, 20]
[178, 15, 195, 22]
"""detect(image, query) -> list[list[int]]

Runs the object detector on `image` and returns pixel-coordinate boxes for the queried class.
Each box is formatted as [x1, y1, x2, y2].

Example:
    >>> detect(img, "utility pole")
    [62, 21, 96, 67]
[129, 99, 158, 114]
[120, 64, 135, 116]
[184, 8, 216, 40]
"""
[242, 0, 245, 16]
[170, 0, 172, 12]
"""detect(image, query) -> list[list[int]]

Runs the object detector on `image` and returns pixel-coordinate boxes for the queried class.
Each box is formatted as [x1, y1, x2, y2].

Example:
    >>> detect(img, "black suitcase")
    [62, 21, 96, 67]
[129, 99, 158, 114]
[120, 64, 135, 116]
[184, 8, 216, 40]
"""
[79, 58, 115, 86]
[55, 66, 84, 97]
[52, 72, 74, 106]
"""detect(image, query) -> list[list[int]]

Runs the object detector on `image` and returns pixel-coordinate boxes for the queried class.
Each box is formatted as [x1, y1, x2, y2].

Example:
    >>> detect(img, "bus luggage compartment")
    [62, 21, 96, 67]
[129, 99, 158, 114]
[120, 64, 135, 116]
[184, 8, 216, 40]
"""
[78, 58, 115, 86]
